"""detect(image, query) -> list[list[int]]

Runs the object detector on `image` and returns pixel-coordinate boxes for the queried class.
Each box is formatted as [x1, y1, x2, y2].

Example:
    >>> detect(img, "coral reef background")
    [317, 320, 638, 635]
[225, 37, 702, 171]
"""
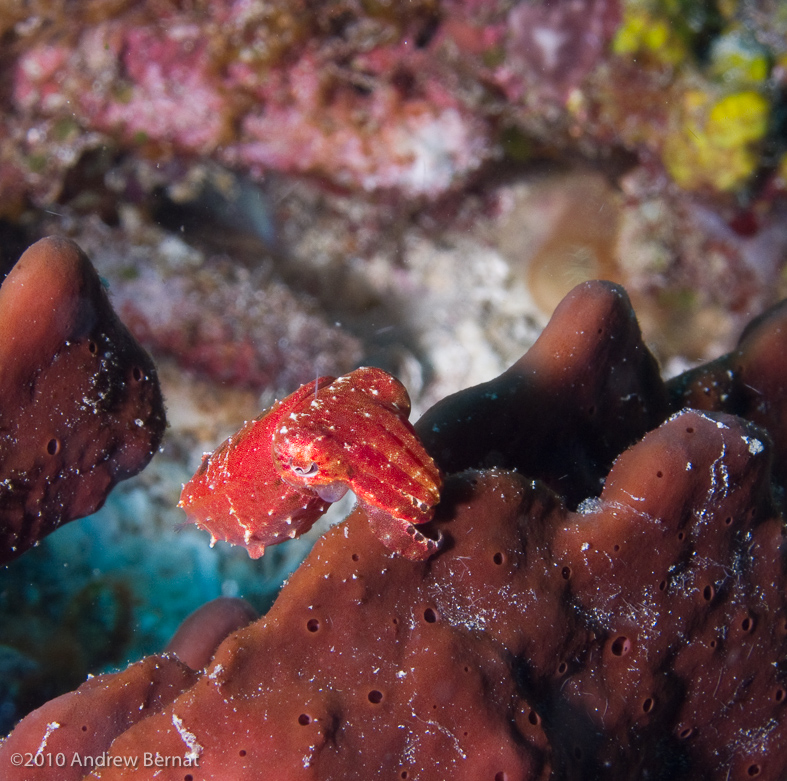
[1, 0, 787, 757]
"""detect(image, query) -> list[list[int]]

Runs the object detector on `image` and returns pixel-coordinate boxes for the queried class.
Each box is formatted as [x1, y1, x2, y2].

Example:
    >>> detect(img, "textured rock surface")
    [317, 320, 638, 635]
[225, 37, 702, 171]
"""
[0, 236, 166, 563]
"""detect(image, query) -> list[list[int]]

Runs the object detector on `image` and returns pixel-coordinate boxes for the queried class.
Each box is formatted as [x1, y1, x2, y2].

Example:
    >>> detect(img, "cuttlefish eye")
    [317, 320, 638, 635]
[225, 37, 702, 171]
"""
[291, 462, 319, 477]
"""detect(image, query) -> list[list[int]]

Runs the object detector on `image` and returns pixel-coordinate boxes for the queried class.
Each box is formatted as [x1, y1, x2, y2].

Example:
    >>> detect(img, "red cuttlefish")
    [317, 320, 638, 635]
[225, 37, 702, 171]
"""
[179, 367, 443, 561]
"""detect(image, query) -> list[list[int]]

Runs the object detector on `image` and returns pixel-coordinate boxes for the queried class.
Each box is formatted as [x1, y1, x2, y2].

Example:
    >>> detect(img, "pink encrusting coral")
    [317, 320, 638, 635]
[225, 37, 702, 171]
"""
[11, 19, 234, 155]
[499, 0, 621, 103]
[0, 0, 633, 205]
[233, 46, 491, 196]
[2, 0, 785, 220]
[10, 3, 496, 199]
[81, 24, 235, 155]
[4, 281, 787, 779]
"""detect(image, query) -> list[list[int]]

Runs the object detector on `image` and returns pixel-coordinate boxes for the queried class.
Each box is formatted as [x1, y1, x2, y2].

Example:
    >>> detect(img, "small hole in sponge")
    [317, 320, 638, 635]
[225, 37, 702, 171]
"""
[528, 709, 541, 726]
[493, 552, 504, 565]
[298, 714, 311, 726]
[352, 553, 360, 561]
[724, 516, 733, 526]
[306, 618, 320, 633]
[87, 339, 98, 354]
[659, 580, 667, 591]
[611, 636, 631, 656]
[774, 688, 785, 703]
[642, 697, 655, 713]
[46, 438, 60, 456]
[685, 426, 694, 434]
[423, 608, 438, 623]
[368, 690, 383, 704]
[495, 773, 508, 781]
[656, 470, 663, 478]
[132, 366, 144, 382]
[556, 661, 568, 675]
[184, 775, 193, 781]
[81, 725, 88, 732]
[401, 772, 409, 779]
[702, 585, 715, 601]
[747, 764, 761, 776]
[741, 615, 756, 633]
[678, 726, 694, 740]
[239, 750, 247, 757]
[561, 566, 572, 580]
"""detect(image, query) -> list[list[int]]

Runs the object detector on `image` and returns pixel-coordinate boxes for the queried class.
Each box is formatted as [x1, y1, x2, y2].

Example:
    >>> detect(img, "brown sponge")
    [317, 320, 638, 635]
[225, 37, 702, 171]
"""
[3, 281, 786, 780]
[0, 236, 166, 563]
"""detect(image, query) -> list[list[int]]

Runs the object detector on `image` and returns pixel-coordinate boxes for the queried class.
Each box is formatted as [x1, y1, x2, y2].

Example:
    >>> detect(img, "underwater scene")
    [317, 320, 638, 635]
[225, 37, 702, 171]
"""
[1, 1, 787, 778]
